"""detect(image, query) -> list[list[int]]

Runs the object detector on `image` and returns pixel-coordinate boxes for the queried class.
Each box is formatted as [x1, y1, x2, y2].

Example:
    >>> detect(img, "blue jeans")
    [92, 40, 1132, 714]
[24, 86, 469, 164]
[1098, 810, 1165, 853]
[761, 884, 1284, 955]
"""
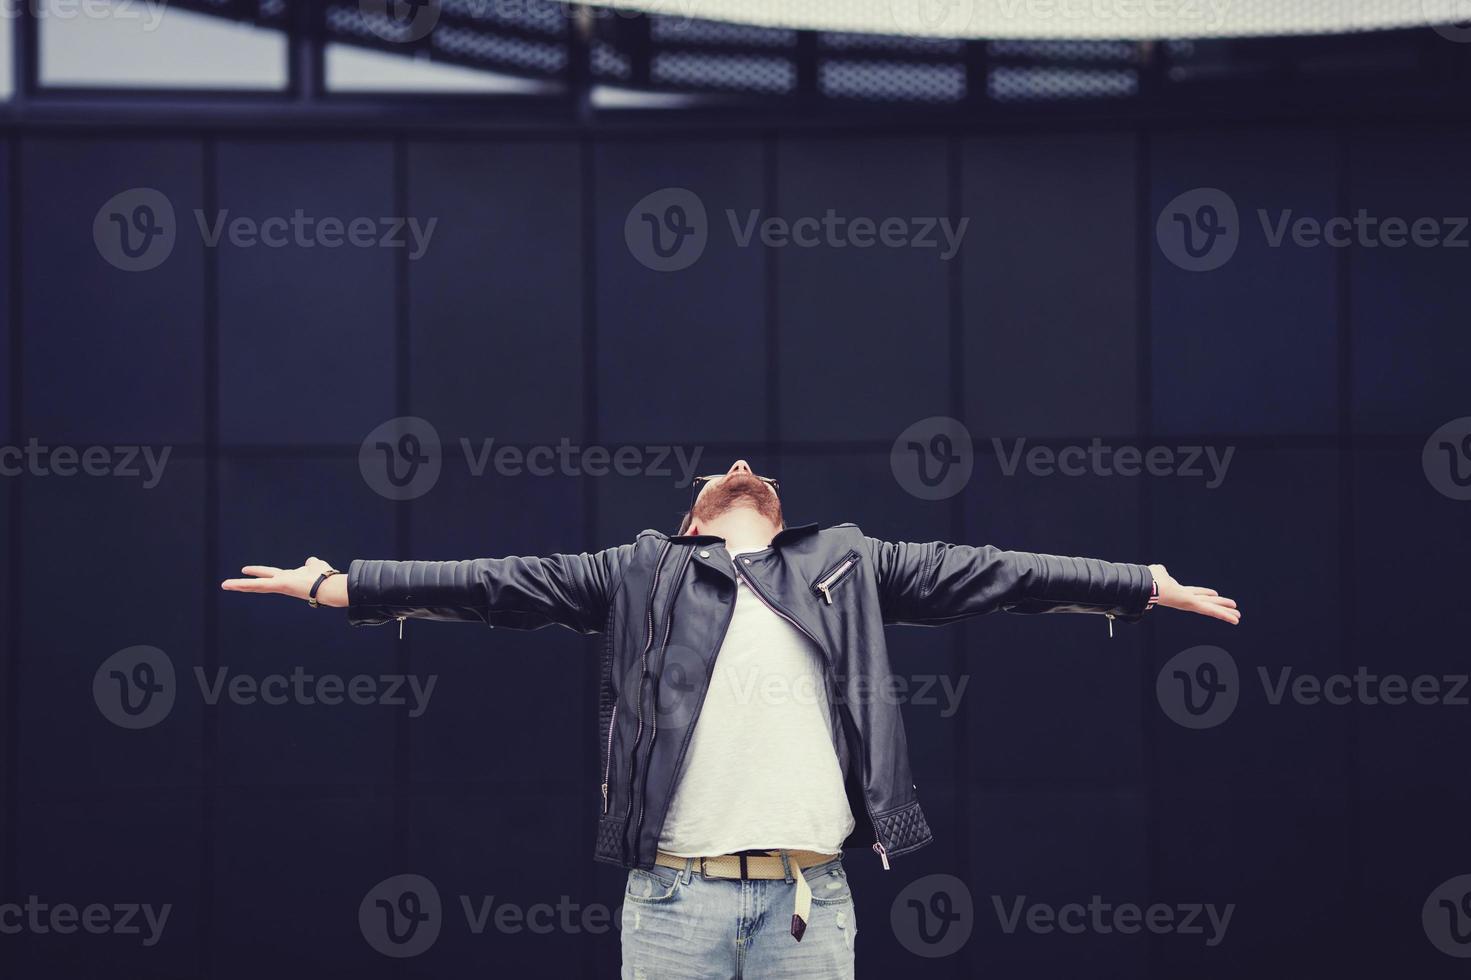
[620, 856, 857, 979]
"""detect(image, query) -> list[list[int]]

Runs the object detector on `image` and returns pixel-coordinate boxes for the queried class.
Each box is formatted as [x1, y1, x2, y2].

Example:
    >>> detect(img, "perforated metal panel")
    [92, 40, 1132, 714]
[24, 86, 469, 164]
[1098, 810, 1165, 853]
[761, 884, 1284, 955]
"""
[820, 60, 966, 102]
[650, 16, 796, 46]
[987, 39, 1139, 63]
[651, 52, 796, 93]
[440, 0, 565, 34]
[321, 0, 573, 78]
[593, 40, 633, 79]
[434, 24, 568, 73]
[819, 31, 963, 54]
[989, 66, 1138, 103]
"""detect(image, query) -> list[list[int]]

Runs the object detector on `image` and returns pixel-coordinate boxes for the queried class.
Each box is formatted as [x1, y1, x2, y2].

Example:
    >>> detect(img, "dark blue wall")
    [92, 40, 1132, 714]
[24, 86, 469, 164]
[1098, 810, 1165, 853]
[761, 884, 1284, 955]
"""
[2, 121, 1468, 979]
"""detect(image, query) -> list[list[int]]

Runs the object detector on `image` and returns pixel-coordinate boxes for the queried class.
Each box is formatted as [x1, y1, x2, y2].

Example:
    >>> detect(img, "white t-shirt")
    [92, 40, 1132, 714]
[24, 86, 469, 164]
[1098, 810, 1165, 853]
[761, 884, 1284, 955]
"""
[658, 549, 856, 857]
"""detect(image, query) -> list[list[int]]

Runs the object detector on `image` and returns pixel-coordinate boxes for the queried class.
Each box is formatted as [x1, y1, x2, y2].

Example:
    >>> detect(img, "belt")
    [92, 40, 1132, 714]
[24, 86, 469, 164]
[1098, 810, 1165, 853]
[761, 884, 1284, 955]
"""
[653, 849, 838, 942]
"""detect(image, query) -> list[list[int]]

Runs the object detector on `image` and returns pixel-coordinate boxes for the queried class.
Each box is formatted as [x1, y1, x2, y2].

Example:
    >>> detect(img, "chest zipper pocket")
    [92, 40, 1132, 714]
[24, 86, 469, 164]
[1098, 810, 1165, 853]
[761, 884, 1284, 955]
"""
[812, 550, 862, 605]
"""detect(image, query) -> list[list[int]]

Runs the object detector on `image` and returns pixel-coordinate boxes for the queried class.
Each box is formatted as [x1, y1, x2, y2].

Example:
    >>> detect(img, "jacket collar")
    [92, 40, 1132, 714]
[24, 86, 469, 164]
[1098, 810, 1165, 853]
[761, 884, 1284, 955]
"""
[772, 522, 820, 546]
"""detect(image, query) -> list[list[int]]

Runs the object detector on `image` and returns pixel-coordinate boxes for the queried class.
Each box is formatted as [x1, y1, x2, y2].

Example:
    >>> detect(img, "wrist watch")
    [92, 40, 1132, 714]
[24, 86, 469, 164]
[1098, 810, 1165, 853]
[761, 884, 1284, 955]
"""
[308, 569, 343, 608]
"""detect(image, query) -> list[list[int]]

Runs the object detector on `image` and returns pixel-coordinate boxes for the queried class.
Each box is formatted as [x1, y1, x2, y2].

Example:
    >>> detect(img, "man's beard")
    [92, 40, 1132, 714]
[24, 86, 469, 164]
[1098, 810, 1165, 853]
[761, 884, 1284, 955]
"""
[690, 473, 784, 527]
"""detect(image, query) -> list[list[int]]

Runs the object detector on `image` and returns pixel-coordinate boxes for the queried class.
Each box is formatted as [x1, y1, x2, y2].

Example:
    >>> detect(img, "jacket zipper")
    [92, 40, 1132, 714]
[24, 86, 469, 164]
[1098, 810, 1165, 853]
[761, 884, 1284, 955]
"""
[812, 551, 861, 605]
[633, 549, 687, 844]
[622, 542, 671, 823]
[600, 702, 618, 814]
[732, 561, 892, 871]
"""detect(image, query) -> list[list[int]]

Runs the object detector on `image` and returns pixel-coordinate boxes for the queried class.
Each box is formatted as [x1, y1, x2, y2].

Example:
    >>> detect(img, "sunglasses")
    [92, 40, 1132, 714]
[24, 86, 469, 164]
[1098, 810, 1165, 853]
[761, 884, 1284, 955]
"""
[688, 473, 780, 508]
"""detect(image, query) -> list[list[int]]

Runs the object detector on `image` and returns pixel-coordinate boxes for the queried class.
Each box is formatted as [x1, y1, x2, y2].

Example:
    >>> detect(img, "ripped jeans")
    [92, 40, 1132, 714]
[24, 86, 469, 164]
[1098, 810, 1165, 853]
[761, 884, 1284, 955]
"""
[620, 856, 857, 980]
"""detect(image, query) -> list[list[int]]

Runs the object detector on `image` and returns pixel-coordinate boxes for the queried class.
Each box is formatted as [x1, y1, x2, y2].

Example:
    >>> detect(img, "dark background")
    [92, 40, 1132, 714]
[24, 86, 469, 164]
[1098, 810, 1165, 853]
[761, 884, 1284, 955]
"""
[2, 7, 1470, 979]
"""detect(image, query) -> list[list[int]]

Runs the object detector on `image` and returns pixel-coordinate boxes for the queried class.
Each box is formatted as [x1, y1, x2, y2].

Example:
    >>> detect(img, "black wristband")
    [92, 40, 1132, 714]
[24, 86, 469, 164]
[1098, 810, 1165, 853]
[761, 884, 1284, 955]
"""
[308, 569, 343, 608]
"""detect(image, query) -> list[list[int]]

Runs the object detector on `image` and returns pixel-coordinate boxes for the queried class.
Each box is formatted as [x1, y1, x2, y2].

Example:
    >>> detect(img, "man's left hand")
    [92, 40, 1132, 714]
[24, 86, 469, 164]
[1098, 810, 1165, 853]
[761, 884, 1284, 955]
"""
[1149, 563, 1240, 625]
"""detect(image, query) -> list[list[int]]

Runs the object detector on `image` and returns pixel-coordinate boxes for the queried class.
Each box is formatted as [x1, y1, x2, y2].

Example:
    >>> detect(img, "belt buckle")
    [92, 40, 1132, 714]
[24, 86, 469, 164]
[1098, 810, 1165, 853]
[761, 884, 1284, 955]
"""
[699, 854, 750, 880]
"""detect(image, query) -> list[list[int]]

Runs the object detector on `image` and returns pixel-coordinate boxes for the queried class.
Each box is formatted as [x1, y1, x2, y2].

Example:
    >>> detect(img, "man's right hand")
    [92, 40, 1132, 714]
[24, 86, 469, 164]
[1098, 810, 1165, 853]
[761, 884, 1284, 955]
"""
[221, 556, 348, 608]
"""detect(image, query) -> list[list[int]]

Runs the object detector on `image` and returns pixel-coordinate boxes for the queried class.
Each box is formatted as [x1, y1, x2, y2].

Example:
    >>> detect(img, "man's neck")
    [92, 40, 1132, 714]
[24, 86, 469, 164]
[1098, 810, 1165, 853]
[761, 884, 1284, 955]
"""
[696, 508, 779, 553]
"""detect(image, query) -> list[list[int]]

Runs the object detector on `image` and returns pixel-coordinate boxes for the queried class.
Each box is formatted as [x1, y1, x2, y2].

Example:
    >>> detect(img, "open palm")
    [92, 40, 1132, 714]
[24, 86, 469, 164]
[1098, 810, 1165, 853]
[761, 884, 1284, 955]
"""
[220, 556, 346, 607]
[1149, 563, 1240, 625]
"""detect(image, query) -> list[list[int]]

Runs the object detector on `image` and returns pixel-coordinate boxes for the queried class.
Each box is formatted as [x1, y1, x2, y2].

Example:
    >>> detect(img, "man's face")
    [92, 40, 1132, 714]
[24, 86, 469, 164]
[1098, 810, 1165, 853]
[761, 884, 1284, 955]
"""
[688, 460, 783, 530]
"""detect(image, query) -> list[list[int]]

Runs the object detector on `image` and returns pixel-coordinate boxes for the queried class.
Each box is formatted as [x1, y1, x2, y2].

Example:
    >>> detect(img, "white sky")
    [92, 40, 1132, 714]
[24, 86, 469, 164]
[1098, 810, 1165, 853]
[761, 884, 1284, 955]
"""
[589, 0, 1459, 40]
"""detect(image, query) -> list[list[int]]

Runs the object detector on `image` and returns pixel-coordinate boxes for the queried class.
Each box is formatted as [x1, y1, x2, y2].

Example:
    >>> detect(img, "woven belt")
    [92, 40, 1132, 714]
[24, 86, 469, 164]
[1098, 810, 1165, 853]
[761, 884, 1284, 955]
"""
[653, 849, 838, 942]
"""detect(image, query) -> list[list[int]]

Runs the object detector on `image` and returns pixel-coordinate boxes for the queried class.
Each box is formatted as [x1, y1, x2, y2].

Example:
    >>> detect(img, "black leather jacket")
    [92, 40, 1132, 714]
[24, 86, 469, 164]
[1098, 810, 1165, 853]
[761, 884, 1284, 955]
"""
[346, 523, 1154, 871]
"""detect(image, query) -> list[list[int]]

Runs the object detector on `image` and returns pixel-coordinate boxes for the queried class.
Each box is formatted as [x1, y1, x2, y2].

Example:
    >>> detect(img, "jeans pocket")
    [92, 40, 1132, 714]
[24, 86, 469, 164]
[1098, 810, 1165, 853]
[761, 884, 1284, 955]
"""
[807, 864, 853, 907]
[625, 867, 682, 905]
